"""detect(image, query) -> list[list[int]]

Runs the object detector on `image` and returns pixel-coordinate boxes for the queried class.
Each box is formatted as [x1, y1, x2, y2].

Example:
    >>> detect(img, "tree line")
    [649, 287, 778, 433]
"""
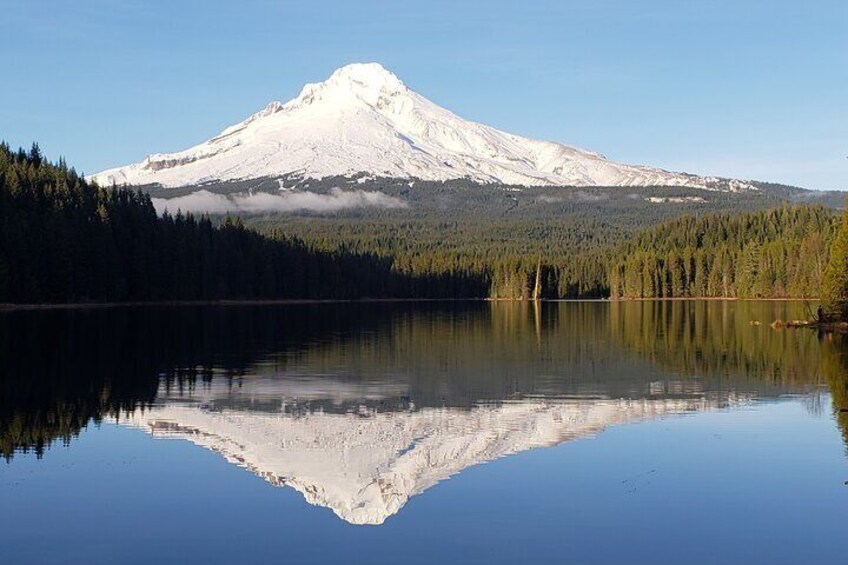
[0, 142, 485, 303]
[252, 206, 838, 300]
[0, 142, 842, 303]
[607, 205, 834, 299]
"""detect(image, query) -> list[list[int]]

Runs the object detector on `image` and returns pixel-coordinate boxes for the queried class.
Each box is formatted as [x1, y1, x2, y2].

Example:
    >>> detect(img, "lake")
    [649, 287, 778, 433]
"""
[2, 300, 848, 564]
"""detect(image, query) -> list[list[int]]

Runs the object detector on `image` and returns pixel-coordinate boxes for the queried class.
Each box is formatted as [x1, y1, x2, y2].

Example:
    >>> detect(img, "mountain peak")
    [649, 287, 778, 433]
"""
[289, 62, 407, 109]
[328, 62, 404, 89]
[92, 63, 755, 191]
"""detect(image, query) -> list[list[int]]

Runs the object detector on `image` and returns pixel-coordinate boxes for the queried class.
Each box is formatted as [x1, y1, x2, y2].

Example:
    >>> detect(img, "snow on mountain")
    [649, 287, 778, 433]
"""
[120, 390, 747, 525]
[92, 63, 751, 190]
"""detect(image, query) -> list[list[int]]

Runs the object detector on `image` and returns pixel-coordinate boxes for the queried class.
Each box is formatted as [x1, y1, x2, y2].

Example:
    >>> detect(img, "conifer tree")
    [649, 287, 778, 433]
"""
[823, 206, 848, 317]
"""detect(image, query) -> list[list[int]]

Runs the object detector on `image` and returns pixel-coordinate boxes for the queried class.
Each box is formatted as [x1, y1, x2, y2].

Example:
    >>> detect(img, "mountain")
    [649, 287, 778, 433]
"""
[92, 63, 753, 191]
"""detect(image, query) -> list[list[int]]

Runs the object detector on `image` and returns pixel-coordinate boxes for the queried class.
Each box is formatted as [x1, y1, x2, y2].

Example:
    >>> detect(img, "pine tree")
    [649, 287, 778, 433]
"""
[823, 205, 848, 317]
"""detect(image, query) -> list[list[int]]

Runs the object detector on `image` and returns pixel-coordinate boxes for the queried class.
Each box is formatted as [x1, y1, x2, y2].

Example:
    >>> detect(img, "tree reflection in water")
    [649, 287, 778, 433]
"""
[2, 300, 847, 462]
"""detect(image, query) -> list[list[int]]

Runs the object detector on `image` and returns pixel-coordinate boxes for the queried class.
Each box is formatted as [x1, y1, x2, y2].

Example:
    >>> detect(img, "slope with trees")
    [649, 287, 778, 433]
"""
[0, 142, 840, 303]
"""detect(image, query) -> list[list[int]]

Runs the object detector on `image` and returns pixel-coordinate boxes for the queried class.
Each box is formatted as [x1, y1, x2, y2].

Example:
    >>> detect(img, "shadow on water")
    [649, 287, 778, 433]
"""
[2, 300, 848, 461]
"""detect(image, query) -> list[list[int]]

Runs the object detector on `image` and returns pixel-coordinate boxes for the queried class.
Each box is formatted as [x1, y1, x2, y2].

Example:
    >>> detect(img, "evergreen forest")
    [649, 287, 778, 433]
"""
[1, 142, 845, 304]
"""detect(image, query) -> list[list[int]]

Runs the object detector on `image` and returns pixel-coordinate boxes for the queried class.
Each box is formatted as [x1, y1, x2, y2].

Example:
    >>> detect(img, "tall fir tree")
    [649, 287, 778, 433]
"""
[822, 205, 848, 317]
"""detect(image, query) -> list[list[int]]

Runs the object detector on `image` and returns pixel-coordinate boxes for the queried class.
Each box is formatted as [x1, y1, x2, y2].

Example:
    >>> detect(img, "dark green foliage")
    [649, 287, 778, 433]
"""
[609, 206, 835, 299]
[248, 216, 621, 299]
[250, 207, 836, 300]
[0, 143, 486, 303]
[0, 142, 838, 302]
[823, 206, 848, 316]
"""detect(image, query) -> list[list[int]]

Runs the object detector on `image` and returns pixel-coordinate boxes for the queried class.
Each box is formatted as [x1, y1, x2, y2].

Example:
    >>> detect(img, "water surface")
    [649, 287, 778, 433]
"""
[2, 301, 847, 563]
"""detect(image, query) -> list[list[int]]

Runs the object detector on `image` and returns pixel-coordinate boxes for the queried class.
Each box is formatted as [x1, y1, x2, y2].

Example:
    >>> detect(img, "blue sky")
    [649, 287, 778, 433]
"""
[2, 0, 845, 189]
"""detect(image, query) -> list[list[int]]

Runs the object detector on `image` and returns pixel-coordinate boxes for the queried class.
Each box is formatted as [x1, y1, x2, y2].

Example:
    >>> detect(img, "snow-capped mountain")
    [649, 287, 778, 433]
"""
[92, 63, 750, 190]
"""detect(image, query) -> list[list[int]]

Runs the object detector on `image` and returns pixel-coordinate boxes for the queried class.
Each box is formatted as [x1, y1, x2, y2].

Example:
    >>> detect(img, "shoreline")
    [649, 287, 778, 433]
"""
[775, 319, 848, 333]
[0, 298, 490, 312]
[0, 296, 820, 312]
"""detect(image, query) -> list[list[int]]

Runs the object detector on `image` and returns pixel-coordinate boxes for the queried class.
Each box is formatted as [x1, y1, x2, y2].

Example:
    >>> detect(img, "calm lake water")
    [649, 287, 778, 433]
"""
[2, 300, 848, 564]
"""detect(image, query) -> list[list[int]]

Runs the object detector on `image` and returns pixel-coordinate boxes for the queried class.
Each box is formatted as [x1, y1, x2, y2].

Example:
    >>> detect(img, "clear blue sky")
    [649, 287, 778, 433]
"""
[2, 0, 845, 189]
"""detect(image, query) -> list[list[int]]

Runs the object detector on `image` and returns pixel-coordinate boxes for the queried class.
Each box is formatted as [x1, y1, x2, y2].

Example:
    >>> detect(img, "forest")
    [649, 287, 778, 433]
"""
[0, 142, 845, 303]
[249, 206, 838, 300]
[0, 142, 484, 303]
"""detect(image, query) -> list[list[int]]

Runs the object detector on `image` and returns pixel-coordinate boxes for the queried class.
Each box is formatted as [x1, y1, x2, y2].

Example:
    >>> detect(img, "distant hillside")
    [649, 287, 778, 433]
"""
[141, 173, 845, 226]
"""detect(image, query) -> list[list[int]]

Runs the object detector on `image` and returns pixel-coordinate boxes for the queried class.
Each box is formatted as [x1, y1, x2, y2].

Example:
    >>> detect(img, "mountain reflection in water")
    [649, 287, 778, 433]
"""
[126, 382, 748, 524]
[3, 300, 847, 524]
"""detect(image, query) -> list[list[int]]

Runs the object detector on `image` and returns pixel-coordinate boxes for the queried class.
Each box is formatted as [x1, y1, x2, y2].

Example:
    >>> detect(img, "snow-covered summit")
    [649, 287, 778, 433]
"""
[291, 62, 408, 108]
[92, 63, 749, 190]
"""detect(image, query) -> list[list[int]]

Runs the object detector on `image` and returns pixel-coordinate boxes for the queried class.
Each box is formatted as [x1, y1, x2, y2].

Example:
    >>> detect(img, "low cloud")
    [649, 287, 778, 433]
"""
[536, 191, 609, 204]
[535, 195, 563, 204]
[572, 190, 610, 202]
[151, 188, 407, 215]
